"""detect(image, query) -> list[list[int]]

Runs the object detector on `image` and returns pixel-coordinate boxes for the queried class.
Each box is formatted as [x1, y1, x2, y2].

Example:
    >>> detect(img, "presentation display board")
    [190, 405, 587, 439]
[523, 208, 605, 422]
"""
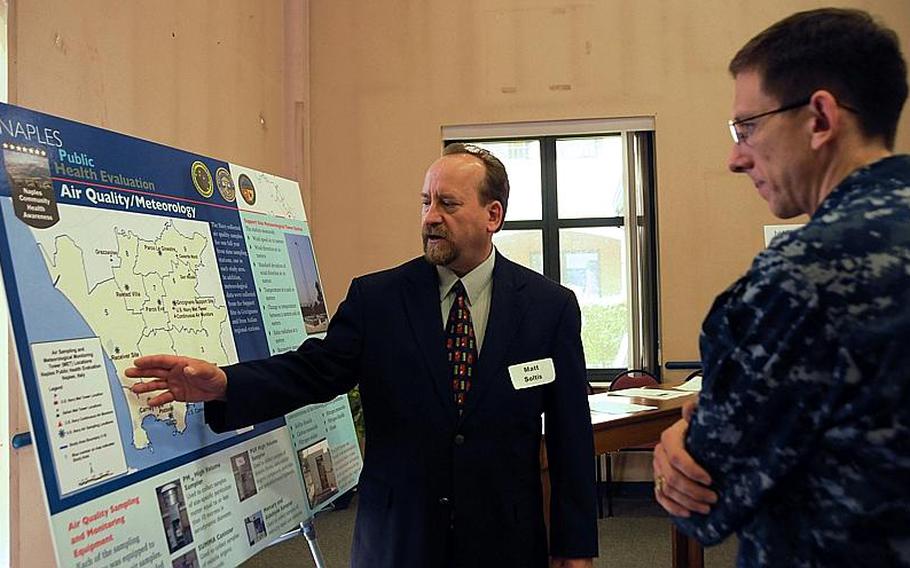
[0, 103, 362, 568]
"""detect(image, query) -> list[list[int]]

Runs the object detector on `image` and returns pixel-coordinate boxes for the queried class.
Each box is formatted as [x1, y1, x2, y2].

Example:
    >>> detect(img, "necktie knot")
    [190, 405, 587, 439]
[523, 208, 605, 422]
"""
[451, 280, 467, 303]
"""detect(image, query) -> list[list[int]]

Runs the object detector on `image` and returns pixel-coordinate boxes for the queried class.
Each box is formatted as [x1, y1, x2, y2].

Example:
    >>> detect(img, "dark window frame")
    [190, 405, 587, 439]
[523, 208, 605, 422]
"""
[445, 131, 660, 382]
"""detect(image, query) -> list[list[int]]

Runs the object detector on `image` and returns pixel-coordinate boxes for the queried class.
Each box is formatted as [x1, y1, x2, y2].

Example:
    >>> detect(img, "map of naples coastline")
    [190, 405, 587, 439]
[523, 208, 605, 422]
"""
[32, 205, 238, 451]
[3, 199, 241, 495]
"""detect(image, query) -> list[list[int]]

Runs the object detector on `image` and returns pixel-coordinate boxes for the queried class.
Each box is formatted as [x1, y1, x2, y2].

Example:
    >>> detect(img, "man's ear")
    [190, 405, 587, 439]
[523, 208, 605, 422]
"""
[487, 201, 504, 233]
[808, 90, 842, 150]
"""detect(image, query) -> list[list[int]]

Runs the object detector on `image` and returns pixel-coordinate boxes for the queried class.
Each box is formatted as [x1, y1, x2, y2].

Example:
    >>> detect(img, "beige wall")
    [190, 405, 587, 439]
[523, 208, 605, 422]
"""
[10, 0, 294, 177]
[307, 0, 910, 376]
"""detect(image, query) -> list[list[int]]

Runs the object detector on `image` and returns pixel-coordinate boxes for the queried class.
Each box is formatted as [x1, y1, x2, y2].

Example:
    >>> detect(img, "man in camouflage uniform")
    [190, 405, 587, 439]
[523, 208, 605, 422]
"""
[652, 8, 910, 566]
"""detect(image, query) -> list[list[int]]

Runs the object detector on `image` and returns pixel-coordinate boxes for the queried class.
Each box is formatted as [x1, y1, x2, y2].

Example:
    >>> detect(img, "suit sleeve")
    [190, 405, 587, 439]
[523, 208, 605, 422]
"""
[544, 292, 598, 558]
[205, 279, 365, 432]
[674, 252, 841, 544]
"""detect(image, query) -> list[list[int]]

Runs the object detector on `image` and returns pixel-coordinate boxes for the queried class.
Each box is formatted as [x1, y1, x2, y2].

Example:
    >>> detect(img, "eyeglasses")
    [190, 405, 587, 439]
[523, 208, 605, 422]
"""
[727, 97, 811, 145]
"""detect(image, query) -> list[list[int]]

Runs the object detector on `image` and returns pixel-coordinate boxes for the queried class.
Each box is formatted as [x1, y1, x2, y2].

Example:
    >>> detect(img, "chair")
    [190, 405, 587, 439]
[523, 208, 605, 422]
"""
[598, 369, 659, 518]
[682, 369, 703, 381]
[609, 369, 660, 392]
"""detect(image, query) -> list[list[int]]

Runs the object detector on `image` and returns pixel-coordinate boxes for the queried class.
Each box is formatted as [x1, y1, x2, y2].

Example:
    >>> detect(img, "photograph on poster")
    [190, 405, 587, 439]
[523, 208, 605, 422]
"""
[297, 439, 339, 509]
[285, 233, 329, 334]
[230, 450, 259, 502]
[244, 510, 268, 546]
[3, 146, 59, 228]
[156, 480, 194, 554]
[171, 548, 200, 568]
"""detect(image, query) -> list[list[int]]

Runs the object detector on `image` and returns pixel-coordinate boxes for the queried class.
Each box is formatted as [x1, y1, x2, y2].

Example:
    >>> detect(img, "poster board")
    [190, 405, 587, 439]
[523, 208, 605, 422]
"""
[0, 103, 362, 568]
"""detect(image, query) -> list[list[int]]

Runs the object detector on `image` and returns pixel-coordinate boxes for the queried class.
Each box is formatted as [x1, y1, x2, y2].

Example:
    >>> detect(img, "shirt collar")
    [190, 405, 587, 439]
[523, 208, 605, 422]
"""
[437, 248, 496, 304]
[814, 154, 907, 217]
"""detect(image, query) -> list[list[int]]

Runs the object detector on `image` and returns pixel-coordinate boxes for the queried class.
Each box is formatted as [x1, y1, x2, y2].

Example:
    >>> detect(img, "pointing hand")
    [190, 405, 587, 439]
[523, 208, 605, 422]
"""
[125, 354, 228, 407]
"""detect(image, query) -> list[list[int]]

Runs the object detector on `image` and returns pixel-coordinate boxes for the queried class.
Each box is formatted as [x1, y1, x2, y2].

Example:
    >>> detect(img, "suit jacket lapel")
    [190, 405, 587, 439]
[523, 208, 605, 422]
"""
[402, 259, 457, 417]
[461, 253, 527, 421]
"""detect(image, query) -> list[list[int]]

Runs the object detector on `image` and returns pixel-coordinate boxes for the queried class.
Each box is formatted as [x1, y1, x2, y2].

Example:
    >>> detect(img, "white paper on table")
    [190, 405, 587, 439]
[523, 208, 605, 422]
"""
[590, 411, 634, 425]
[588, 393, 657, 414]
[607, 387, 692, 400]
[673, 376, 703, 392]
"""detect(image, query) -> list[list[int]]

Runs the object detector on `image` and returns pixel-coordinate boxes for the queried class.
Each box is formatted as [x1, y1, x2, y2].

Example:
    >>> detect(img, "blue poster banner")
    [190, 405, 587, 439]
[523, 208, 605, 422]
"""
[0, 103, 361, 567]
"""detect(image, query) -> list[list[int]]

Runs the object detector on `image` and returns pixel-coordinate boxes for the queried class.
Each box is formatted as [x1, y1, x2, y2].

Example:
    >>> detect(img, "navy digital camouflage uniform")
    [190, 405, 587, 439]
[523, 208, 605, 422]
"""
[676, 155, 910, 567]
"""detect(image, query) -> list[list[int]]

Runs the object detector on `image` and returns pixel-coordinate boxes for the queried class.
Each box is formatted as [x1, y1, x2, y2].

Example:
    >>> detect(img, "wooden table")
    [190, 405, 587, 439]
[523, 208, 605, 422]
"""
[541, 391, 704, 568]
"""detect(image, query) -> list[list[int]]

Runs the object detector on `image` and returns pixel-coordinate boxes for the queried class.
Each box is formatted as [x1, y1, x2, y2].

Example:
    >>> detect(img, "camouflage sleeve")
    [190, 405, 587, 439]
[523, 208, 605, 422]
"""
[673, 249, 845, 544]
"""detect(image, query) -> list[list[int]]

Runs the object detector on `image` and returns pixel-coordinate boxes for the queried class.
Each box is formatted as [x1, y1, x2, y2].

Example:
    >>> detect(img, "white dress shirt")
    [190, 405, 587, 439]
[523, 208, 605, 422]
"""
[436, 249, 495, 354]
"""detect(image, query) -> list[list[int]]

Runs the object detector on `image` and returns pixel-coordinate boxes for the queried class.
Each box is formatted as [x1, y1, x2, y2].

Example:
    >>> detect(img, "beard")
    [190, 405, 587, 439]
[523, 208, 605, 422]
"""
[422, 230, 458, 267]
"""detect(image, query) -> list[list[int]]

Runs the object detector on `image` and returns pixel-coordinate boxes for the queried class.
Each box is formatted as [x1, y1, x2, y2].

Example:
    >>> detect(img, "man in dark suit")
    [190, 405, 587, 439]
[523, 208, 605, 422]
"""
[128, 144, 597, 568]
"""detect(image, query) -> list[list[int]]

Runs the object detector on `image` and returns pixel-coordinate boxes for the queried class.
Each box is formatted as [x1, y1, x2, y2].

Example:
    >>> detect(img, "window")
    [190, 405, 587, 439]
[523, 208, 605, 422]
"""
[444, 118, 659, 380]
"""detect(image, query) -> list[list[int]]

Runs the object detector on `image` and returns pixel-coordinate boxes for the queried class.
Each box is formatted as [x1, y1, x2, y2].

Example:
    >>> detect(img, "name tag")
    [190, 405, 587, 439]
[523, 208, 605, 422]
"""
[508, 358, 555, 390]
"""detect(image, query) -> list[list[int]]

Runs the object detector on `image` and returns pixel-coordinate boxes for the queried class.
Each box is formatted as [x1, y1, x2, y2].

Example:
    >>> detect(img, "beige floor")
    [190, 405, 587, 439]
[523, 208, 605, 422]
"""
[242, 493, 739, 568]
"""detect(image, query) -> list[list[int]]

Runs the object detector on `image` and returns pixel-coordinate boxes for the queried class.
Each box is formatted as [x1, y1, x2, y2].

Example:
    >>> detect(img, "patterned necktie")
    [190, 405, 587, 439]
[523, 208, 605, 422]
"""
[446, 280, 477, 413]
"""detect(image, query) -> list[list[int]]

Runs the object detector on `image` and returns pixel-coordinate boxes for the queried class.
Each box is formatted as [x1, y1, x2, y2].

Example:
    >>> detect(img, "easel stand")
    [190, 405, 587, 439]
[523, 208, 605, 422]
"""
[268, 519, 327, 568]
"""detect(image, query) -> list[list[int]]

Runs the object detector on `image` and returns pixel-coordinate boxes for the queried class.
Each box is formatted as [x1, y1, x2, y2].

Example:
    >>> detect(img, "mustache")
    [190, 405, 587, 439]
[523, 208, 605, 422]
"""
[422, 228, 448, 239]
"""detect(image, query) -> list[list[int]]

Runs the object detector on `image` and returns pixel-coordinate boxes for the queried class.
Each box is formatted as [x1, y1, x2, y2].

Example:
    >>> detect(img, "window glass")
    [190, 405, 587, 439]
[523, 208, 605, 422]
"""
[556, 136, 624, 219]
[560, 227, 628, 369]
[473, 140, 542, 221]
[493, 229, 543, 274]
[447, 126, 657, 377]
